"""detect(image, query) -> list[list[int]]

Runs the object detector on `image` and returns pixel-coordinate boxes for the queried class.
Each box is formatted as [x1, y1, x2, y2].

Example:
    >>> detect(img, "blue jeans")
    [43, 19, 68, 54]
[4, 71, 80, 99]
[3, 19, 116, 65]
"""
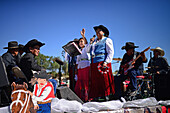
[37, 103, 51, 113]
[128, 69, 140, 91]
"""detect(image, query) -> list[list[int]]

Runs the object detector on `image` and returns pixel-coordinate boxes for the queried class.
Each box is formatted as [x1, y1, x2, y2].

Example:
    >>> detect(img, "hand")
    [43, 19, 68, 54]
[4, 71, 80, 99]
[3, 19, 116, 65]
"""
[28, 91, 33, 97]
[131, 61, 135, 65]
[103, 63, 107, 68]
[156, 71, 160, 74]
[80, 28, 85, 38]
[34, 105, 39, 110]
[90, 37, 95, 44]
[29, 77, 37, 86]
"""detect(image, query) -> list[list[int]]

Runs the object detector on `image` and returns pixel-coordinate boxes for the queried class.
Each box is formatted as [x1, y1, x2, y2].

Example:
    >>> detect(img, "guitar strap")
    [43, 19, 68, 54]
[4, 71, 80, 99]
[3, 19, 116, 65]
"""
[133, 51, 137, 60]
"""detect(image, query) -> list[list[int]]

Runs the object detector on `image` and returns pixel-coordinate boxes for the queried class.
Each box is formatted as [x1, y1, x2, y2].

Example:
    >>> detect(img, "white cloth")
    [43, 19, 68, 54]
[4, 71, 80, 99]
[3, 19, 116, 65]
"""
[51, 99, 82, 113]
[123, 97, 158, 108]
[76, 44, 90, 69]
[65, 52, 71, 62]
[82, 100, 123, 112]
[86, 37, 114, 63]
[32, 82, 52, 106]
[0, 106, 10, 113]
[158, 100, 170, 106]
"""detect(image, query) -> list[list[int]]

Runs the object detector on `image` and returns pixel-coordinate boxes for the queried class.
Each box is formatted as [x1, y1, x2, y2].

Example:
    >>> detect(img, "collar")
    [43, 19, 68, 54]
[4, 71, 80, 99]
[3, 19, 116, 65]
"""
[38, 82, 47, 89]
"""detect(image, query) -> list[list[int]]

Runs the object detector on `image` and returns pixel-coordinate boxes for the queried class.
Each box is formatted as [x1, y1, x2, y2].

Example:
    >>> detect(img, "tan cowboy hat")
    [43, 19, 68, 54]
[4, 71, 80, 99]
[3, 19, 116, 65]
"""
[151, 47, 165, 56]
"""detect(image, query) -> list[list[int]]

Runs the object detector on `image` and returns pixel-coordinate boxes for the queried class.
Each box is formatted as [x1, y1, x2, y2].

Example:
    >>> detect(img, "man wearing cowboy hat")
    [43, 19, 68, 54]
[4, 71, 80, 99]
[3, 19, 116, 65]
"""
[2, 41, 21, 84]
[19, 39, 45, 87]
[28, 70, 55, 113]
[118, 42, 147, 97]
[2, 41, 21, 104]
[148, 47, 169, 74]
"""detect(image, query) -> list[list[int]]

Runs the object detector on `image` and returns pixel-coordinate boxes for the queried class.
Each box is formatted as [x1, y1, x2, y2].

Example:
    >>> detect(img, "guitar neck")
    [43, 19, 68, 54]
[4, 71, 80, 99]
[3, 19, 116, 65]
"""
[132, 54, 141, 63]
[132, 46, 150, 63]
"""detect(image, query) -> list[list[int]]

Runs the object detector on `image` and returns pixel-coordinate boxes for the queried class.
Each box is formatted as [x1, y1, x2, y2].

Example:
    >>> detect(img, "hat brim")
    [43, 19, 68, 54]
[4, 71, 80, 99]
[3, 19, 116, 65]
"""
[93, 25, 109, 37]
[34, 73, 51, 79]
[3, 46, 19, 49]
[121, 46, 139, 50]
[151, 48, 165, 56]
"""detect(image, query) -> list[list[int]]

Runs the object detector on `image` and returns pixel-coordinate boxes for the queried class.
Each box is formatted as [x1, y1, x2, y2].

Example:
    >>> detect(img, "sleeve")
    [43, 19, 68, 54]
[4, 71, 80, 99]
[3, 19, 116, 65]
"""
[159, 57, 169, 74]
[32, 85, 38, 106]
[105, 38, 114, 63]
[32, 86, 52, 102]
[85, 43, 92, 53]
[30, 56, 42, 71]
[65, 52, 69, 61]
[2, 54, 16, 69]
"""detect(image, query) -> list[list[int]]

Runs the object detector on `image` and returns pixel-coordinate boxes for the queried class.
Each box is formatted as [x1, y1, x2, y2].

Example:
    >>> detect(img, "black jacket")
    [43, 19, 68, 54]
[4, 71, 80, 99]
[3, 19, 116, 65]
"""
[19, 52, 42, 82]
[119, 51, 147, 75]
[2, 51, 20, 83]
[148, 56, 169, 74]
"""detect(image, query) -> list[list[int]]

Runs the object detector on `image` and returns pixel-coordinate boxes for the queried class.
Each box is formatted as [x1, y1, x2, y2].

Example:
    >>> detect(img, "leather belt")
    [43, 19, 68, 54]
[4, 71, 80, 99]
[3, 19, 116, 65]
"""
[80, 58, 89, 61]
[92, 53, 105, 58]
[37, 100, 51, 104]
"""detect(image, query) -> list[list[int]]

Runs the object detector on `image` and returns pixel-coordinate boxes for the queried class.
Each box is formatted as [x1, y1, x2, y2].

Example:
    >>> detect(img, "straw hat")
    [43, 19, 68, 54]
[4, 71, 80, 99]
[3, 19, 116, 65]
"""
[151, 47, 165, 56]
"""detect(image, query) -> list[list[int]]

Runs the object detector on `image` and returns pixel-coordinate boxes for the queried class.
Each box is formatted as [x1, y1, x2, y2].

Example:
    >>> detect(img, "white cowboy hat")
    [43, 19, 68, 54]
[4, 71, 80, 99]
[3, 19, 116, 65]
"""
[151, 47, 165, 56]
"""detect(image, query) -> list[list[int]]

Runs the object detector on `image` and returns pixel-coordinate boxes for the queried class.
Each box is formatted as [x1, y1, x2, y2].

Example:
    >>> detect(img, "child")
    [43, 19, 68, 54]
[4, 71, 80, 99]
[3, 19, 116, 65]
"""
[28, 70, 55, 113]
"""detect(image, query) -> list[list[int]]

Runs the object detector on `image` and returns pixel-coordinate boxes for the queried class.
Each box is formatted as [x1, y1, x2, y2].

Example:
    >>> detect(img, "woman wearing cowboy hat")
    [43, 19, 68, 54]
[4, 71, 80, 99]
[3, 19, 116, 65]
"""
[148, 47, 169, 75]
[86, 25, 115, 101]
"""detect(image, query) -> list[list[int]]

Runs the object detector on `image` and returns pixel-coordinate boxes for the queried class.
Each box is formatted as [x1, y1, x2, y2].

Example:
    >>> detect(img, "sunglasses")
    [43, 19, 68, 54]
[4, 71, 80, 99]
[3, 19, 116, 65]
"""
[33, 47, 40, 50]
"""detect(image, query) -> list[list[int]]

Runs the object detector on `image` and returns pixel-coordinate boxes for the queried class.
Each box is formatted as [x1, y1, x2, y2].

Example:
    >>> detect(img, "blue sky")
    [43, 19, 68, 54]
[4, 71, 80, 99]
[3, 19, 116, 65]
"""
[0, 0, 170, 72]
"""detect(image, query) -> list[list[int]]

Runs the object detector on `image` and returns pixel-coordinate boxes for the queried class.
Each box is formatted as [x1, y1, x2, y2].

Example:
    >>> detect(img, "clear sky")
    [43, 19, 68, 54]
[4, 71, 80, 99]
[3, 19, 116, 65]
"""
[0, 0, 170, 72]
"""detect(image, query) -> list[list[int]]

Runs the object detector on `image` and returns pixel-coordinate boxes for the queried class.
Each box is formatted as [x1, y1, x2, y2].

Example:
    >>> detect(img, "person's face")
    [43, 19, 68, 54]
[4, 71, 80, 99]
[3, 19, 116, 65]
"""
[79, 39, 85, 48]
[126, 48, 134, 56]
[10, 48, 19, 56]
[29, 45, 40, 56]
[153, 50, 160, 57]
[37, 78, 47, 86]
[95, 28, 104, 39]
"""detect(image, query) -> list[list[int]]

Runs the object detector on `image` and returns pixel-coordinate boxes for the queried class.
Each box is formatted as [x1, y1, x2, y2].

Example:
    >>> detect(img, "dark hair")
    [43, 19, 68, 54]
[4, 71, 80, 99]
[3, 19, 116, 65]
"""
[79, 37, 88, 44]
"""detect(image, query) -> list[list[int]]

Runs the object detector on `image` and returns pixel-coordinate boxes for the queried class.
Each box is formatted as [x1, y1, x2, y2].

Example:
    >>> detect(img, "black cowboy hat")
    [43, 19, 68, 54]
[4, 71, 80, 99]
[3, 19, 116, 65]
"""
[93, 25, 109, 37]
[18, 44, 24, 51]
[68, 38, 79, 45]
[121, 42, 139, 50]
[34, 70, 51, 79]
[3, 41, 19, 49]
[23, 39, 45, 52]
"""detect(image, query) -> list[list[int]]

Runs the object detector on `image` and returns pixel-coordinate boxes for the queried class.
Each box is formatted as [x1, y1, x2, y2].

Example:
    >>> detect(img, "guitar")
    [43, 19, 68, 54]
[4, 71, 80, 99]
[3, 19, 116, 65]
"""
[121, 46, 151, 75]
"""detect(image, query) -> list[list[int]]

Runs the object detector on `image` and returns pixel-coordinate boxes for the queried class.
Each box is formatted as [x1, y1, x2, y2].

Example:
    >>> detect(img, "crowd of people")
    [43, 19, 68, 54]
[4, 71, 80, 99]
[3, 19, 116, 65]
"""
[0, 24, 169, 112]
[2, 39, 56, 112]
[64, 25, 169, 102]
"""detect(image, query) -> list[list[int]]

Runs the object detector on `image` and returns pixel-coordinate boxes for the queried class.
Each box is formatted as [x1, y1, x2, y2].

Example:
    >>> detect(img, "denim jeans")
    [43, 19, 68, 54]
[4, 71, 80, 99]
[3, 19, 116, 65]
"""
[128, 69, 140, 92]
[37, 103, 51, 113]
